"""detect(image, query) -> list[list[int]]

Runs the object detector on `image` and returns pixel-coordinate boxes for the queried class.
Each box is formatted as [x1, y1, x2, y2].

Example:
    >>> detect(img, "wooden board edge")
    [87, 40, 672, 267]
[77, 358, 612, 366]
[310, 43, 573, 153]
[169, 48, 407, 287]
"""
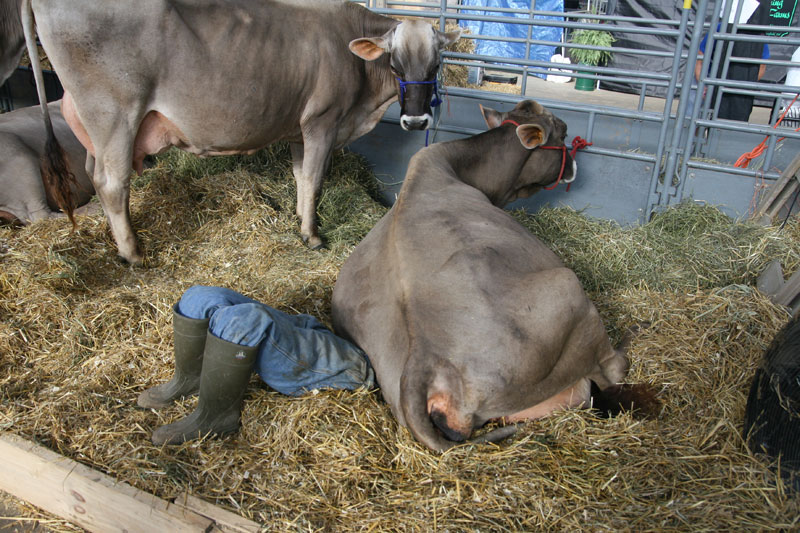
[174, 492, 262, 533]
[0, 432, 260, 532]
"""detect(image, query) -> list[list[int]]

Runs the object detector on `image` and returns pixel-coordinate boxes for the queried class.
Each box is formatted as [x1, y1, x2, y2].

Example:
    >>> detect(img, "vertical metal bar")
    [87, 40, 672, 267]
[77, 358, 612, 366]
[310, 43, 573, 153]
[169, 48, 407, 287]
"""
[637, 82, 647, 111]
[710, 0, 741, 118]
[645, 0, 692, 217]
[695, 0, 724, 152]
[431, 0, 449, 145]
[521, 0, 535, 96]
[674, 0, 712, 206]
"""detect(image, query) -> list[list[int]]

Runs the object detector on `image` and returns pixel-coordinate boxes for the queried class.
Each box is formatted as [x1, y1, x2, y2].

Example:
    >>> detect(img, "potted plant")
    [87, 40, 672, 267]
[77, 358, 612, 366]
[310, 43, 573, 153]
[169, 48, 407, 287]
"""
[568, 26, 615, 91]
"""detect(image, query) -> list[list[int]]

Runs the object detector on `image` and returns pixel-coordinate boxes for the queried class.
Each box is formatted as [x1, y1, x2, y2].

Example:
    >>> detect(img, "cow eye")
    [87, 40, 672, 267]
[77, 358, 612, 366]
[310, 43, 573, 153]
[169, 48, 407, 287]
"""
[390, 63, 402, 77]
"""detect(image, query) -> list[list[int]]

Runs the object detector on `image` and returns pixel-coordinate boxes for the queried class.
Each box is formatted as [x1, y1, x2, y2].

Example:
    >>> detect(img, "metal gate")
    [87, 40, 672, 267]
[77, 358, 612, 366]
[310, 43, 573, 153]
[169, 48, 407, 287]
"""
[350, 0, 800, 224]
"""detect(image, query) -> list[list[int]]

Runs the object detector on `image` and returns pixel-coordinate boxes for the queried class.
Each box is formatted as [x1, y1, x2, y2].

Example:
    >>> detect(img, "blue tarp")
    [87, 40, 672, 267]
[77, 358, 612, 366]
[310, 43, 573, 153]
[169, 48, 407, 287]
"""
[459, 0, 564, 79]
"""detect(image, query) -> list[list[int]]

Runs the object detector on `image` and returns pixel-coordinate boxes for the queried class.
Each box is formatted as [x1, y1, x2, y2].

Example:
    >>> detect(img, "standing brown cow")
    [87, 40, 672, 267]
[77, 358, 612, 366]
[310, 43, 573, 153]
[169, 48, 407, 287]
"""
[19, 0, 459, 264]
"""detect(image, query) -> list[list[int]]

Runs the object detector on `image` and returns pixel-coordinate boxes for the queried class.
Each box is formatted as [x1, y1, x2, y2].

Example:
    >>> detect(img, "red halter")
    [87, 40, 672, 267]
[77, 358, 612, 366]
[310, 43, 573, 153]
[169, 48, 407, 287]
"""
[501, 119, 592, 192]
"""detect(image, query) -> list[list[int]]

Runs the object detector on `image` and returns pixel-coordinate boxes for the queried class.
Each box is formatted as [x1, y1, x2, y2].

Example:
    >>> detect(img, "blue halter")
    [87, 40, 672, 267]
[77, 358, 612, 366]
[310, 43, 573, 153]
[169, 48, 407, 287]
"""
[396, 77, 442, 146]
[395, 77, 442, 108]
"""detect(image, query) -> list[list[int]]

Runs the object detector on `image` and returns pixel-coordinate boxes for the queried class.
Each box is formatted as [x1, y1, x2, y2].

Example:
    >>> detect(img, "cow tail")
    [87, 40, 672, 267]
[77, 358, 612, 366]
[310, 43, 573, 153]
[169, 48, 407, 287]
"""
[590, 381, 662, 419]
[21, 0, 78, 229]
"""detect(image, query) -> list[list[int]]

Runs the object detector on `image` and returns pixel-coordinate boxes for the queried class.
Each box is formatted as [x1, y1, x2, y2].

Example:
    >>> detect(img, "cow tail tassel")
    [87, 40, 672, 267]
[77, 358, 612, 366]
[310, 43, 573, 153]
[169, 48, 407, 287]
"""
[590, 381, 662, 419]
[42, 135, 79, 230]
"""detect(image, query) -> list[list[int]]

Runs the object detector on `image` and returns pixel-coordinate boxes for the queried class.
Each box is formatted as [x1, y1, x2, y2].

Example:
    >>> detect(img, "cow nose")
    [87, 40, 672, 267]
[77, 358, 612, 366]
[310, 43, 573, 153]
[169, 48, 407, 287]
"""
[400, 114, 431, 131]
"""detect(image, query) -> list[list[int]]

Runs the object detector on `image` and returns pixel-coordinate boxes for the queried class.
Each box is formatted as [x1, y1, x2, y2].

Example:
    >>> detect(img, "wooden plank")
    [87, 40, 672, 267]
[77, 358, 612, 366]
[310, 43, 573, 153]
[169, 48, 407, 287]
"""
[753, 152, 800, 221]
[0, 432, 214, 532]
[175, 493, 261, 533]
[774, 268, 800, 309]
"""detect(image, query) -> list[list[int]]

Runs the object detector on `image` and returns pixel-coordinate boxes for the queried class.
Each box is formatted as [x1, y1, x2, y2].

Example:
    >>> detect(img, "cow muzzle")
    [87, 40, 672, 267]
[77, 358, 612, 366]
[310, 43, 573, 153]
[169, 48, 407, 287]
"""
[400, 113, 432, 131]
[564, 159, 578, 184]
[396, 77, 440, 131]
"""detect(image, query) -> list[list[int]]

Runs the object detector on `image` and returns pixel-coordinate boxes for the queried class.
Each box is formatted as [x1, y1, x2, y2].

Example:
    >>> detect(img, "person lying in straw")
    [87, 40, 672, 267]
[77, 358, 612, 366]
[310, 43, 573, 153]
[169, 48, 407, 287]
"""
[138, 285, 375, 445]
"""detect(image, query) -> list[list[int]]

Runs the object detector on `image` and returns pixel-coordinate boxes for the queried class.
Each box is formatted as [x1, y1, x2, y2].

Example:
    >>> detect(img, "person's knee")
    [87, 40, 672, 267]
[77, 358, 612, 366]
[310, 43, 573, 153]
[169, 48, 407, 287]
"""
[178, 285, 237, 320]
[209, 302, 275, 347]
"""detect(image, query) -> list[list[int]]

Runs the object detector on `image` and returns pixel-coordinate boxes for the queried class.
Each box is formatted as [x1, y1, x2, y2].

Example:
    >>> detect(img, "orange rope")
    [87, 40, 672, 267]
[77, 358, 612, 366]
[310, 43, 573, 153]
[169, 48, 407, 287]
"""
[735, 93, 800, 169]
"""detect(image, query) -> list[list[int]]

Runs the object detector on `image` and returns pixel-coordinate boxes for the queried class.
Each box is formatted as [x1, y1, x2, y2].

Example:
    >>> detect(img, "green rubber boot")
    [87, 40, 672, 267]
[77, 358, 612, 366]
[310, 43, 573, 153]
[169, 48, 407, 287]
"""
[137, 304, 209, 409]
[150, 332, 258, 446]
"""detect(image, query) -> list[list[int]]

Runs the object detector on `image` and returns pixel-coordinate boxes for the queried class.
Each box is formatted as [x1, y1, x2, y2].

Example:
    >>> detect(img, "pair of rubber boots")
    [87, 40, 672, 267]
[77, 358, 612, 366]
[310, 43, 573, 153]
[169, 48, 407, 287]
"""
[137, 304, 258, 446]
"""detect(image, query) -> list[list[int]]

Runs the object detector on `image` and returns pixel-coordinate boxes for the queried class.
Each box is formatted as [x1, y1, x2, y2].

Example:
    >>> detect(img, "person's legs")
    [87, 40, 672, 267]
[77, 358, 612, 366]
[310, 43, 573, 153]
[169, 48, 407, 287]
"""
[149, 286, 375, 444]
[177, 285, 262, 320]
[151, 330, 258, 445]
[137, 302, 210, 408]
[226, 303, 376, 396]
[138, 285, 254, 409]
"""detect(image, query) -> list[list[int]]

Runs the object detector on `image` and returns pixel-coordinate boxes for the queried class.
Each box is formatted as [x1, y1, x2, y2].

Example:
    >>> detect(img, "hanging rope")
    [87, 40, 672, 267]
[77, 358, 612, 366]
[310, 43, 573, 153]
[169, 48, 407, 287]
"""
[735, 93, 800, 169]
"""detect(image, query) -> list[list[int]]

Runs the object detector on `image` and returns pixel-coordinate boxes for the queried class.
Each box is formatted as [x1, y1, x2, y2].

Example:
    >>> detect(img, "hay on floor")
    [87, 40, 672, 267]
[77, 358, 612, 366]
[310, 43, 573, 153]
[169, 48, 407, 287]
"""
[1, 143, 799, 531]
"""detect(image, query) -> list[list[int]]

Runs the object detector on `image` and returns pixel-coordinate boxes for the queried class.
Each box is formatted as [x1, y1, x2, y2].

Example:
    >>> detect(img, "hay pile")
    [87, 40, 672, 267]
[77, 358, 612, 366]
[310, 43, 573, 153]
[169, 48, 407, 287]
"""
[1, 144, 800, 531]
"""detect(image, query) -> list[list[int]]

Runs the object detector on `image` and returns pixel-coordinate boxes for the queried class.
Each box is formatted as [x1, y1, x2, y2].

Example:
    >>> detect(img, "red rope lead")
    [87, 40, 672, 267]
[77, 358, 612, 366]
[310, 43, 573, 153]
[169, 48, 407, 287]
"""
[565, 136, 592, 191]
[735, 94, 800, 169]
[570, 136, 592, 154]
[539, 136, 592, 191]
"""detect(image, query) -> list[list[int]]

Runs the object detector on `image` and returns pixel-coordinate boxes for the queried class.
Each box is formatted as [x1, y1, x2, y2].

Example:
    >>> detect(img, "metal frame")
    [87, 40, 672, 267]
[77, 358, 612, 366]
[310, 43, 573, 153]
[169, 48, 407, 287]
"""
[350, 0, 800, 223]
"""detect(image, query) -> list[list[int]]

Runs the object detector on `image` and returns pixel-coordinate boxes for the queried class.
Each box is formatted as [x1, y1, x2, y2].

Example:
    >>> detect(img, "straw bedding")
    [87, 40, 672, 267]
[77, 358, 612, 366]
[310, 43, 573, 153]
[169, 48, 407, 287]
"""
[1, 143, 799, 532]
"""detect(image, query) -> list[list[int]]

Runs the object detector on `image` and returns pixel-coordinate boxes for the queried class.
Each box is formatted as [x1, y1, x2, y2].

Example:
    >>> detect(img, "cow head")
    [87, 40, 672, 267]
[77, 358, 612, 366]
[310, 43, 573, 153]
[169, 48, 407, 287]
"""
[350, 20, 461, 131]
[479, 100, 577, 201]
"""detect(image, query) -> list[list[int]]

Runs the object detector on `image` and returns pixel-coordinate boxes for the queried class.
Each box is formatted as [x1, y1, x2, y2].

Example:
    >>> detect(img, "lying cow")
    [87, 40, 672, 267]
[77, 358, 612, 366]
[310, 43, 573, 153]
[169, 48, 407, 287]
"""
[19, 0, 460, 264]
[332, 100, 656, 451]
[0, 101, 95, 225]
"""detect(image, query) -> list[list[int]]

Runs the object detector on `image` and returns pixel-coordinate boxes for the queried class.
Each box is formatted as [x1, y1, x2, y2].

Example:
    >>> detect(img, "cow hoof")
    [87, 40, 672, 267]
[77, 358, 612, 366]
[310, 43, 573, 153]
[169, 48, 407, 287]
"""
[303, 235, 326, 250]
[117, 253, 145, 267]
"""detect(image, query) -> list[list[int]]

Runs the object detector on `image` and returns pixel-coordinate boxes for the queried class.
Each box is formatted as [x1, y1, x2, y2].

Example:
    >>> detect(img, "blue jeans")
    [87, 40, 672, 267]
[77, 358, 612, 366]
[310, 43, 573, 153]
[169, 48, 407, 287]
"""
[177, 286, 375, 396]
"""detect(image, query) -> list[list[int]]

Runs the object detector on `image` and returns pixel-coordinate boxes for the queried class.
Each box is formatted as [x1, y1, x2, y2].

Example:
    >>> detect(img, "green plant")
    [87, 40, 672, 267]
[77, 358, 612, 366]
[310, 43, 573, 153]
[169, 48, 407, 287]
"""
[568, 27, 616, 66]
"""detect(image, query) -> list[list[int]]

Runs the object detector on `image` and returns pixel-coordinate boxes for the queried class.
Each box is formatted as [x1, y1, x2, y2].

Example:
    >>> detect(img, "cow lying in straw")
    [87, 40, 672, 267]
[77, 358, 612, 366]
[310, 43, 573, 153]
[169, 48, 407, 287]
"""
[332, 100, 657, 452]
[0, 101, 95, 226]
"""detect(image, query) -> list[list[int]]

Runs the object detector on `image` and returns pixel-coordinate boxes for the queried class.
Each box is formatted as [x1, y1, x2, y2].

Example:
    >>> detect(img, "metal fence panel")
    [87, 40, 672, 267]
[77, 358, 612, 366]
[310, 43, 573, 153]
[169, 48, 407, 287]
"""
[349, 0, 800, 223]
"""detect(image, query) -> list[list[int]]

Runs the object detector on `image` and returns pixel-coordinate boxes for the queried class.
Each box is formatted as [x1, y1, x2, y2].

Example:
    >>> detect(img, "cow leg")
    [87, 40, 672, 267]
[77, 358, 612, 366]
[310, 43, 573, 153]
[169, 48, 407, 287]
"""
[63, 92, 143, 263]
[92, 134, 141, 264]
[502, 378, 592, 422]
[296, 133, 335, 250]
[290, 142, 304, 219]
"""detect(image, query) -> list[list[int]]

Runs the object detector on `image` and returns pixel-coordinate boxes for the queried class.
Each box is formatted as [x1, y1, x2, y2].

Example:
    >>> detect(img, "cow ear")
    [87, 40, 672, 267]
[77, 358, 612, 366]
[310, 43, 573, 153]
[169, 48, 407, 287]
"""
[516, 124, 547, 149]
[437, 27, 462, 49]
[350, 26, 396, 61]
[349, 36, 389, 61]
[480, 105, 504, 129]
